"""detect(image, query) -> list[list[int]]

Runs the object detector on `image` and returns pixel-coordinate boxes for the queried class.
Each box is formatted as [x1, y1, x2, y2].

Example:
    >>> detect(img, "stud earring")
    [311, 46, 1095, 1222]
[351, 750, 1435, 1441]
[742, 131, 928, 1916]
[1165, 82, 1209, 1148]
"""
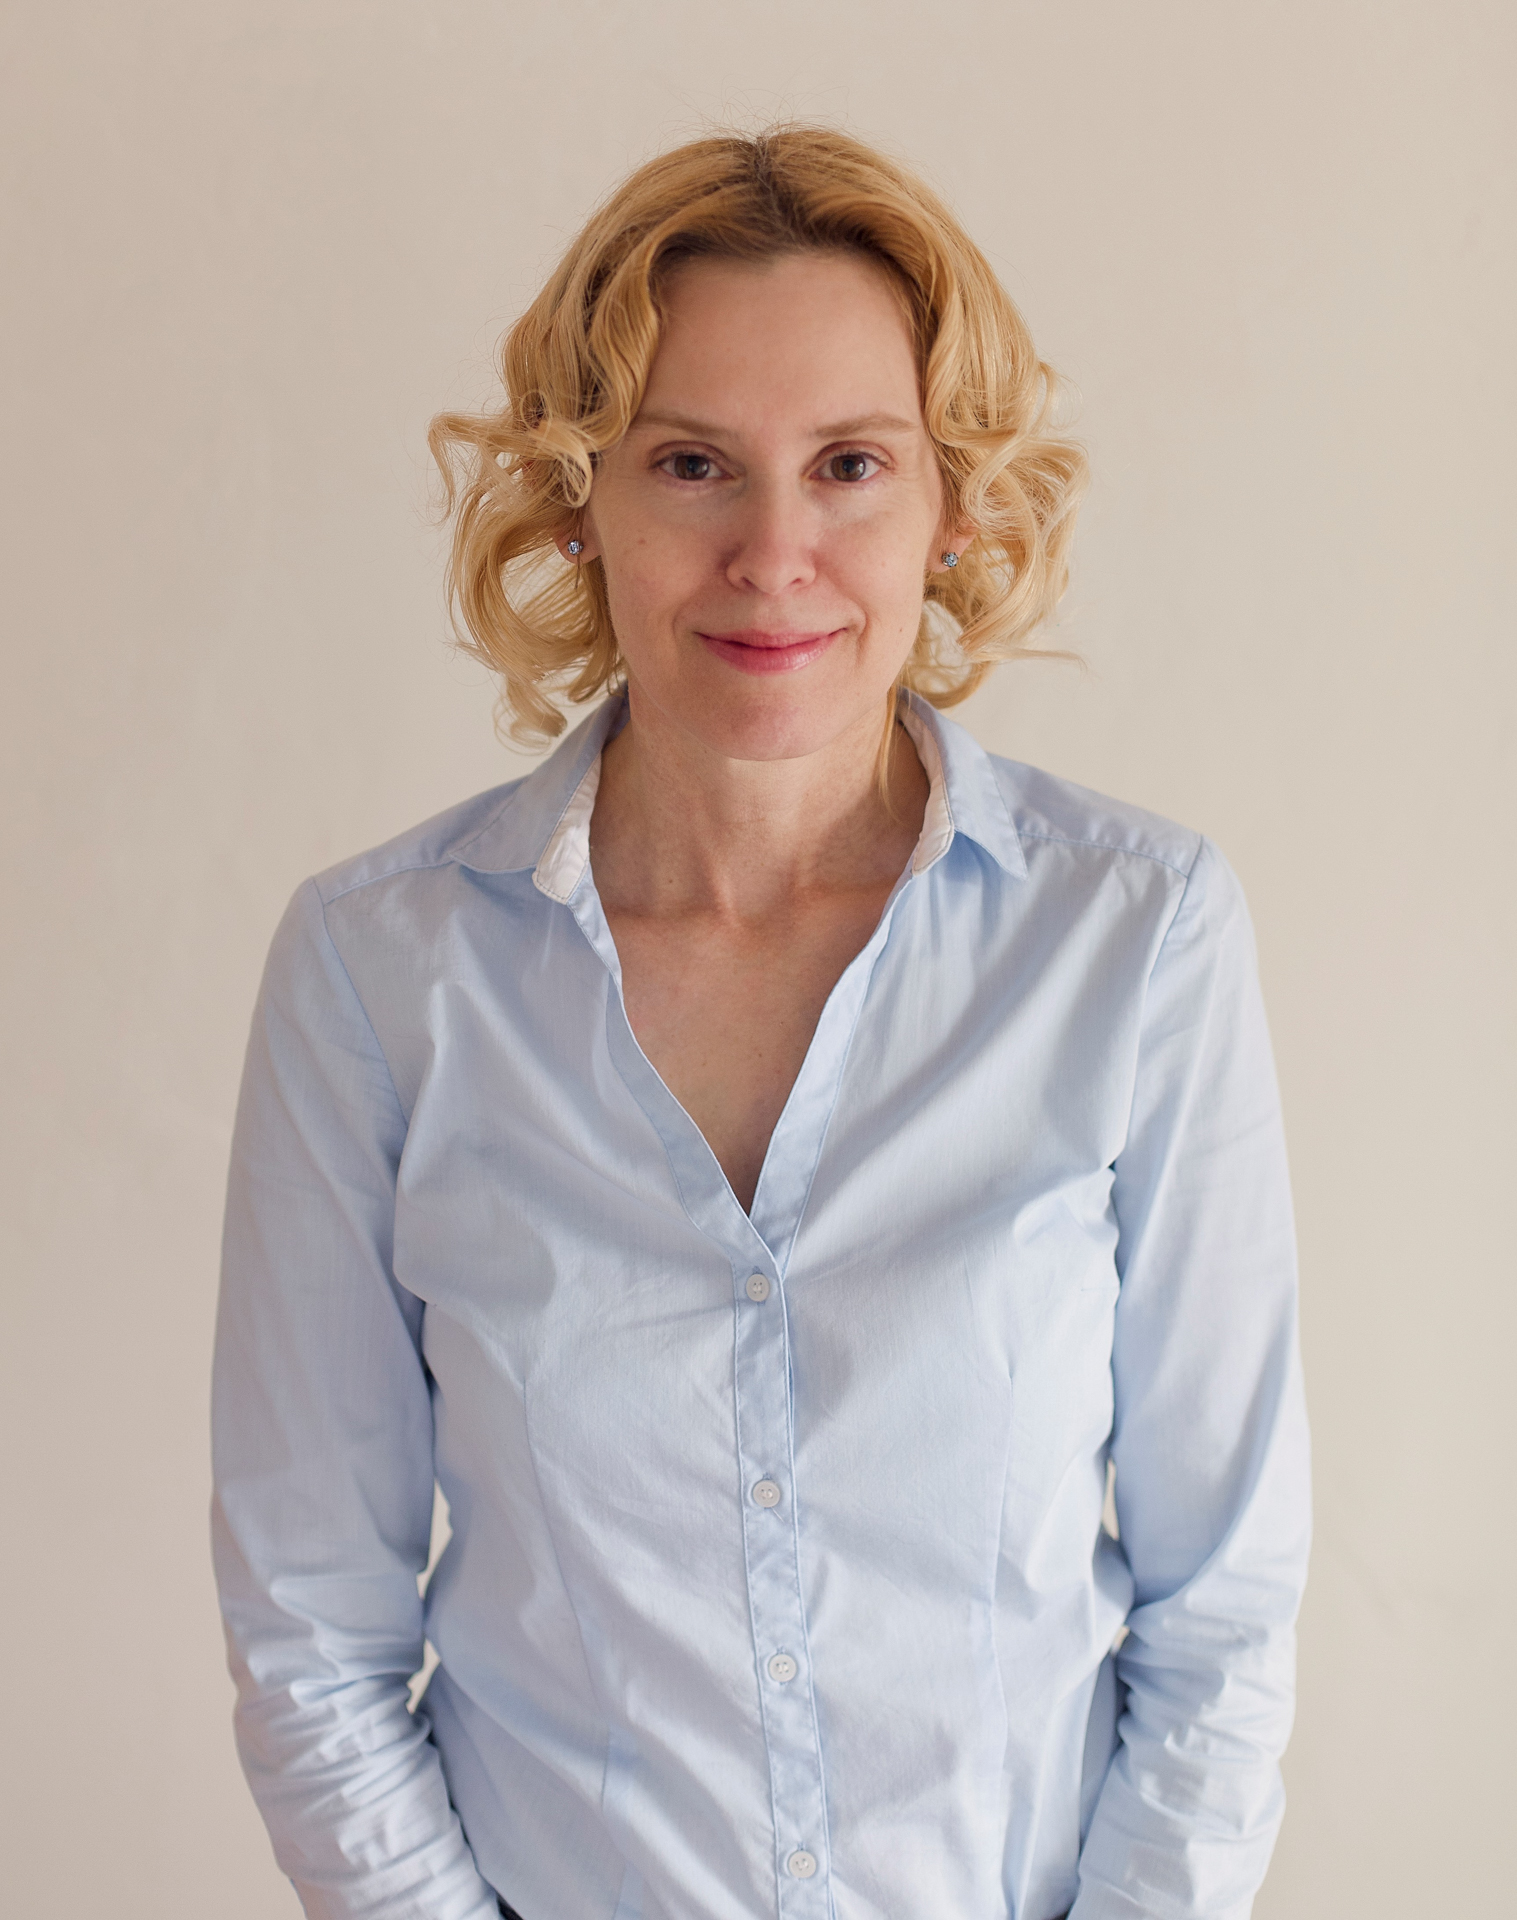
[940, 550, 959, 568]
[566, 539, 584, 557]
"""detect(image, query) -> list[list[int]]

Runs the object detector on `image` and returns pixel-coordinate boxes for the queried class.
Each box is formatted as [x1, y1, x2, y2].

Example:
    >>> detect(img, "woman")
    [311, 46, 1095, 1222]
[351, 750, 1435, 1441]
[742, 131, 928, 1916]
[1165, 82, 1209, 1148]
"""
[213, 127, 1309, 1920]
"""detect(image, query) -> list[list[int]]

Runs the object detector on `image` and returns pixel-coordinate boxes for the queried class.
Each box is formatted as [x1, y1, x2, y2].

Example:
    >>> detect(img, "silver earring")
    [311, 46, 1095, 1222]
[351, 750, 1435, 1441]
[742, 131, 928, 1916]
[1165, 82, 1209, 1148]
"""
[940, 550, 959, 568]
[566, 539, 584, 557]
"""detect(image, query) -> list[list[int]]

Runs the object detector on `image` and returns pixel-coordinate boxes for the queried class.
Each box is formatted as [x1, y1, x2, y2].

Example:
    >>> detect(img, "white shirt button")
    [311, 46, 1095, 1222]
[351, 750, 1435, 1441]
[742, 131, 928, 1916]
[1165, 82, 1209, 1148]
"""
[751, 1479, 782, 1508]
[787, 1850, 818, 1879]
[767, 1652, 798, 1683]
[745, 1272, 771, 1302]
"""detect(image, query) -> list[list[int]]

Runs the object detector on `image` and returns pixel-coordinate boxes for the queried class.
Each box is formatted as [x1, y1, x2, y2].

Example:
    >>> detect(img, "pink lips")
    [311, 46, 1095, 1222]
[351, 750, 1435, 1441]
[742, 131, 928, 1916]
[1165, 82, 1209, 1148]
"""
[697, 628, 842, 674]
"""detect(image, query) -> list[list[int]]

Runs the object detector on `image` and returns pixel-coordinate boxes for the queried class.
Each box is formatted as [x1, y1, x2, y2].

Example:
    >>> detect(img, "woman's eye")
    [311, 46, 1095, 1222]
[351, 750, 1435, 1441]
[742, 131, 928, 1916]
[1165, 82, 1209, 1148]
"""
[826, 451, 878, 483]
[662, 452, 717, 481]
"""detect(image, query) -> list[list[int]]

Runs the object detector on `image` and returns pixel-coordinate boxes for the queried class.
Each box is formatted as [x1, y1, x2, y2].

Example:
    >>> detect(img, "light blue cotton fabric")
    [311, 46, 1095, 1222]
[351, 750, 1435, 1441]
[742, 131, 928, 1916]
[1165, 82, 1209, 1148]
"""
[213, 691, 1309, 1920]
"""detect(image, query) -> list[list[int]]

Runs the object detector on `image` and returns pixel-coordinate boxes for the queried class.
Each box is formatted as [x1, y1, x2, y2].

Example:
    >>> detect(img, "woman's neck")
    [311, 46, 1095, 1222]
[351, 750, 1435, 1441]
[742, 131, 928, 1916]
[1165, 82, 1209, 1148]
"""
[589, 687, 929, 921]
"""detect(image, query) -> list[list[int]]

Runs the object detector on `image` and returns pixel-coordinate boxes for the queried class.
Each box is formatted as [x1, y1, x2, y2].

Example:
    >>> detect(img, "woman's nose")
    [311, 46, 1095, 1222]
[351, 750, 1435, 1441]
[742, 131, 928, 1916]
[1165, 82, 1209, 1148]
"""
[723, 481, 818, 597]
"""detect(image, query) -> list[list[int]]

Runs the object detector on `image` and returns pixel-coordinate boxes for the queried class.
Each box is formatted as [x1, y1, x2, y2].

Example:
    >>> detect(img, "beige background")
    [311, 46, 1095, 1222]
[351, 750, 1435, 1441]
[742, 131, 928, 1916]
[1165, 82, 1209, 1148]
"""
[3, 2, 1512, 1914]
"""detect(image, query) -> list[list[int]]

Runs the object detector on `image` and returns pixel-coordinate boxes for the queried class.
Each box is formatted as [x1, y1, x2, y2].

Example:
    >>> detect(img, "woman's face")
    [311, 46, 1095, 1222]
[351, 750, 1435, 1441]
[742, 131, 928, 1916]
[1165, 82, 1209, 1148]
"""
[575, 250, 964, 765]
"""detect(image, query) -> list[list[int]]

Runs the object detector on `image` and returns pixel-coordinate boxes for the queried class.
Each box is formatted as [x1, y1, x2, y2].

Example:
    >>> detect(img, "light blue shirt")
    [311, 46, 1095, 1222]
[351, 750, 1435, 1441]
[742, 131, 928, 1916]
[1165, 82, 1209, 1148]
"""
[213, 692, 1309, 1920]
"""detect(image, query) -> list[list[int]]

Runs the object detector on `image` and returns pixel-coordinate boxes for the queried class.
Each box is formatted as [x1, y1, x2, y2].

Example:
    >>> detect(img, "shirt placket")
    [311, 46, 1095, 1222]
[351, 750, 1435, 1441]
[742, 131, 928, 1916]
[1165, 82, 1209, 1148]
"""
[732, 1252, 830, 1915]
[561, 852, 935, 1920]
[730, 883, 928, 1916]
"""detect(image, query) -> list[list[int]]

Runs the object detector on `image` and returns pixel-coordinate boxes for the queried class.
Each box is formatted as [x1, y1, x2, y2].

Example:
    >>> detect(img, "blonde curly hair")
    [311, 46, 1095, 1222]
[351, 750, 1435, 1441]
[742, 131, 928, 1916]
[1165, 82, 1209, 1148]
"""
[429, 125, 1087, 745]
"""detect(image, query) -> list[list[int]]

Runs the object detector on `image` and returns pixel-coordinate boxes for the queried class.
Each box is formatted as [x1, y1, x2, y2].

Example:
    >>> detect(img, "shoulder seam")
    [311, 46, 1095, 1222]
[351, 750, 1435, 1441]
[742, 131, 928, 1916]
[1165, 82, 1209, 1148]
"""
[317, 853, 462, 907]
[1014, 827, 1200, 880]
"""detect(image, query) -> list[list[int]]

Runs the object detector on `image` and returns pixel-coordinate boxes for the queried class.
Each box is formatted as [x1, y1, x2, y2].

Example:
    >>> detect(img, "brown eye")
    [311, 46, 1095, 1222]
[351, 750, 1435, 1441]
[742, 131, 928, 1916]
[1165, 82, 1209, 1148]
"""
[665, 453, 715, 481]
[828, 451, 876, 483]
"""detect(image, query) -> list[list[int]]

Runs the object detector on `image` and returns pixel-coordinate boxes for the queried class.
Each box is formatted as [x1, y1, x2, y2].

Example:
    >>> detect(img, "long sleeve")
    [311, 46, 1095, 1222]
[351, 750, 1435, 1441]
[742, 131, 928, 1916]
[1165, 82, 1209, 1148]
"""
[1073, 838, 1311, 1919]
[211, 879, 500, 1920]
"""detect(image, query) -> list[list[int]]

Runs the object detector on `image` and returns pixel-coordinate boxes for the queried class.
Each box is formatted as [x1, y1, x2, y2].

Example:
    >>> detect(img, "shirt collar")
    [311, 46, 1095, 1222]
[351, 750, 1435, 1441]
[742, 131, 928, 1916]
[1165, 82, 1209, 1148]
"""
[445, 686, 1026, 890]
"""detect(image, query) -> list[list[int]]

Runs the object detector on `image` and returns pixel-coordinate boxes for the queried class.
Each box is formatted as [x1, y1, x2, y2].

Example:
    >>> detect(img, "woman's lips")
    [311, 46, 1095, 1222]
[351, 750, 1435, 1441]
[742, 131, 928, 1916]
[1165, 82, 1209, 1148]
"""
[697, 628, 843, 674]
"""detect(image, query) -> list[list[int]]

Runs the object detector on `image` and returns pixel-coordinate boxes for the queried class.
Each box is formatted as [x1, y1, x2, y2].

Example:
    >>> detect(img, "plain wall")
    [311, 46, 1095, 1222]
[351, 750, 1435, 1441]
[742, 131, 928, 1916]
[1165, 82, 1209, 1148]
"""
[2, 3, 1512, 1914]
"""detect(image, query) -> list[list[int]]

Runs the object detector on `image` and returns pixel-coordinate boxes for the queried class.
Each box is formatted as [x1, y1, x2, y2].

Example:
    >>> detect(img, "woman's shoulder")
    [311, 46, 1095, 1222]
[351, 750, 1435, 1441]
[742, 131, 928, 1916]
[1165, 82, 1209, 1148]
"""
[986, 752, 1206, 884]
[257, 775, 549, 1051]
[306, 776, 534, 909]
[974, 749, 1258, 982]
[924, 706, 1211, 889]
[259, 777, 546, 1005]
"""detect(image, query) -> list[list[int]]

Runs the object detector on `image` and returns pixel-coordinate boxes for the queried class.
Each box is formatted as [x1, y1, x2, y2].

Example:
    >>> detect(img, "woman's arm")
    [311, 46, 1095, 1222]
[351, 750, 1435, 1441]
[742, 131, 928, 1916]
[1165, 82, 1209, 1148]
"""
[212, 879, 500, 1919]
[1075, 838, 1311, 1919]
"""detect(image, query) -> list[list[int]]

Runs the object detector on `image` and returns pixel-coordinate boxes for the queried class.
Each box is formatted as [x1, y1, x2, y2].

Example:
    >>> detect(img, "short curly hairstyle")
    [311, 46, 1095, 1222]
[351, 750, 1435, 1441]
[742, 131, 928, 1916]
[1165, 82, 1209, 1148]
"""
[429, 125, 1087, 745]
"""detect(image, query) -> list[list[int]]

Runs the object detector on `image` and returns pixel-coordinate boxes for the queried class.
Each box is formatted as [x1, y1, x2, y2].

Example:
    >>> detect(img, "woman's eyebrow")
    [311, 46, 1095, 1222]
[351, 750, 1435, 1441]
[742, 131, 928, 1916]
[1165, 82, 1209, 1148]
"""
[630, 410, 724, 436]
[631, 409, 920, 438]
[811, 412, 920, 438]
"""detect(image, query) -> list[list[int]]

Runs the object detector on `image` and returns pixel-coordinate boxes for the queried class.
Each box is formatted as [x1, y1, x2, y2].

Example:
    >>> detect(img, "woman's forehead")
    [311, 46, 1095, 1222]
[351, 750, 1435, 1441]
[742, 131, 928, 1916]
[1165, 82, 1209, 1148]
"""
[639, 253, 924, 432]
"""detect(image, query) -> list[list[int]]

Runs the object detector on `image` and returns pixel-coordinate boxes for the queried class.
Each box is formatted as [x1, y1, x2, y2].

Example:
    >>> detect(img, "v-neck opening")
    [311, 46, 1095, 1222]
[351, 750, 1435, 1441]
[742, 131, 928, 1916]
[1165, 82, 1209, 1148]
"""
[536, 698, 960, 1267]
[562, 852, 922, 1271]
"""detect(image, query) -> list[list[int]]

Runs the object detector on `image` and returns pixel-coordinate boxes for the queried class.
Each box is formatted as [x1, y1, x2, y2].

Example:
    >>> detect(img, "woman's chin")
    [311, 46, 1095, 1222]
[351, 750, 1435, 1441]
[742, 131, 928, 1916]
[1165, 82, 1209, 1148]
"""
[629, 666, 890, 768]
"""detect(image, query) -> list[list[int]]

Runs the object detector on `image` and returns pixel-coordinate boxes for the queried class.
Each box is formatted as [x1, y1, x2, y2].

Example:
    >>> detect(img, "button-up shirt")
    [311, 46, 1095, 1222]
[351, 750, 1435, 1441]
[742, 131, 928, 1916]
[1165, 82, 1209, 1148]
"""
[212, 692, 1309, 1920]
